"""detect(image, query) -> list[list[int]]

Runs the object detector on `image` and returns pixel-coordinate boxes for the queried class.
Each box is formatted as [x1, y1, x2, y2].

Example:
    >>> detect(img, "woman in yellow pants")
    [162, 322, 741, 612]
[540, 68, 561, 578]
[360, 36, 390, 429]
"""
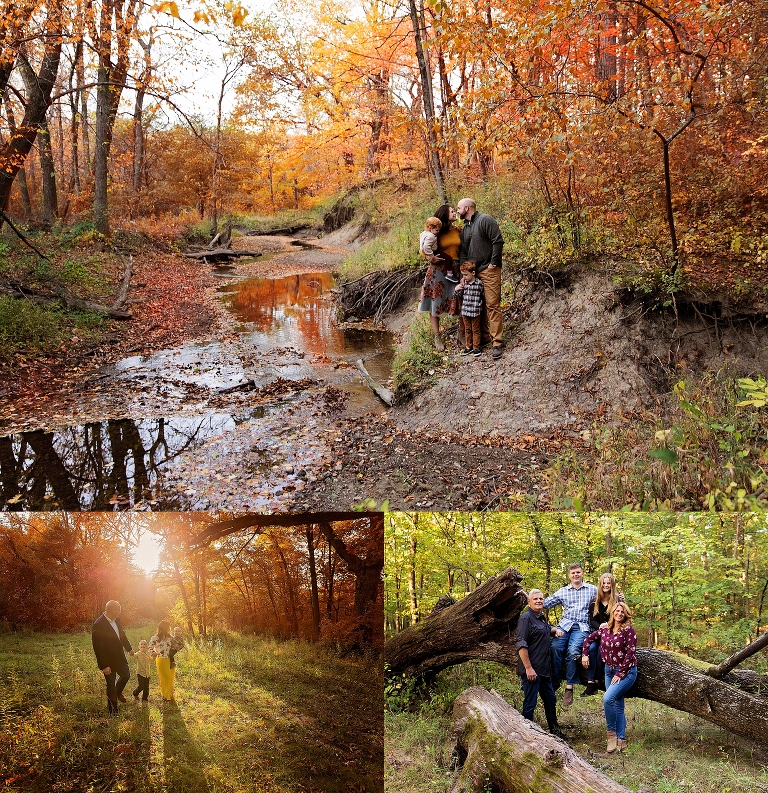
[148, 620, 184, 700]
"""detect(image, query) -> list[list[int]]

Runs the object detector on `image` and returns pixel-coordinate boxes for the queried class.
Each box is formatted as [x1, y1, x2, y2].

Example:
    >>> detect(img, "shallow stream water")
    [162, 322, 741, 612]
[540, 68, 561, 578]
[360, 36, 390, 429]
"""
[1, 248, 394, 511]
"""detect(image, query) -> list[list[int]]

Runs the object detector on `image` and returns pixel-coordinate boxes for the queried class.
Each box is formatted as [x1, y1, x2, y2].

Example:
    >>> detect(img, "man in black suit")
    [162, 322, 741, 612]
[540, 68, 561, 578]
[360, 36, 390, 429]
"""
[92, 600, 134, 715]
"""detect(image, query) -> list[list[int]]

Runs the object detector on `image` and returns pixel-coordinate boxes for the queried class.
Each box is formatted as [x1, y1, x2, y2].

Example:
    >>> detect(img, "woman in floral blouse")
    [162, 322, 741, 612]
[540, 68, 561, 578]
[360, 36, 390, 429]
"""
[149, 619, 185, 701]
[582, 601, 637, 753]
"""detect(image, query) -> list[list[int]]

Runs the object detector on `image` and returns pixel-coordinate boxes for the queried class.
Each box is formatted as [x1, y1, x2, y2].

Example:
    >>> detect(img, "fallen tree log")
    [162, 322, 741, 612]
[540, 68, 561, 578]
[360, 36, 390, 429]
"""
[384, 567, 768, 746]
[182, 247, 262, 261]
[355, 359, 393, 406]
[452, 687, 630, 793]
[384, 568, 526, 678]
[2, 277, 132, 319]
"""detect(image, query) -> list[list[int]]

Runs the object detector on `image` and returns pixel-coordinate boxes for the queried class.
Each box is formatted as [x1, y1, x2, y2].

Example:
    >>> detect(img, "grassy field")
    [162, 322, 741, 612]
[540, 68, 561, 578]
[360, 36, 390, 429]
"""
[385, 662, 768, 793]
[0, 626, 383, 793]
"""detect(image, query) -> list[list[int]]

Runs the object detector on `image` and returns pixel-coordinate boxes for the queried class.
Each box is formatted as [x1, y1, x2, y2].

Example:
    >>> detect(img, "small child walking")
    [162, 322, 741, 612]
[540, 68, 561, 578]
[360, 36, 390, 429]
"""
[420, 216, 459, 282]
[132, 640, 152, 701]
[455, 261, 485, 357]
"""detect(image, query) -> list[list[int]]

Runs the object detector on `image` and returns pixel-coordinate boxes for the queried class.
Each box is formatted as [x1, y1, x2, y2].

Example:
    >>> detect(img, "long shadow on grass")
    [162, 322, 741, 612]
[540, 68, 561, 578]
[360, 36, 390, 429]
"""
[162, 702, 211, 792]
[232, 655, 384, 793]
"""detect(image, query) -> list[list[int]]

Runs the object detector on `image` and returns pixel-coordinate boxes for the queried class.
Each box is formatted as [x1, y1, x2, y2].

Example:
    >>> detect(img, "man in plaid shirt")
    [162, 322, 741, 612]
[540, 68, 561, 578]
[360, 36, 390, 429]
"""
[543, 563, 597, 705]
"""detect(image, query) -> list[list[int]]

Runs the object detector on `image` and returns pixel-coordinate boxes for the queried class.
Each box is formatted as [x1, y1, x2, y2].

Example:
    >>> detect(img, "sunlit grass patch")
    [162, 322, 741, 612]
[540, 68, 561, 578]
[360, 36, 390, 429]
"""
[0, 626, 382, 792]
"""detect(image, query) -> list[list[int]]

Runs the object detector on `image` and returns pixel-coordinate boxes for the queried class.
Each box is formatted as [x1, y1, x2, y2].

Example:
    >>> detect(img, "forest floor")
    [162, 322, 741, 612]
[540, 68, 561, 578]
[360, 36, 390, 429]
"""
[0, 627, 383, 793]
[2, 216, 767, 512]
[384, 662, 768, 793]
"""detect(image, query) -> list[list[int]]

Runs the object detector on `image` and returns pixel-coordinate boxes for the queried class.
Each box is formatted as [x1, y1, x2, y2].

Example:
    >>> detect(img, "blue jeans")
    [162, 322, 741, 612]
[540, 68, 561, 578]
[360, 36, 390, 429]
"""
[587, 640, 605, 684]
[603, 665, 638, 739]
[551, 627, 588, 687]
[520, 675, 558, 730]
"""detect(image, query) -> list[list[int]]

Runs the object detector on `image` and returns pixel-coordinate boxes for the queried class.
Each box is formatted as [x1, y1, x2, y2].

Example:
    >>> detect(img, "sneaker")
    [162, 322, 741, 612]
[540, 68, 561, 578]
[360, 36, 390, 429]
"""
[472, 349, 482, 357]
[492, 346, 503, 360]
[460, 347, 473, 356]
[562, 688, 574, 706]
[581, 682, 599, 697]
[445, 274, 460, 283]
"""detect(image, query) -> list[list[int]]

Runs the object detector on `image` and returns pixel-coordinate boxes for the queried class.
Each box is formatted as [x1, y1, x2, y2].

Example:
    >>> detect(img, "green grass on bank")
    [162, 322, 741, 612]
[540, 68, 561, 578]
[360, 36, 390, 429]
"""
[338, 172, 615, 281]
[0, 225, 120, 358]
[385, 662, 768, 793]
[0, 626, 383, 793]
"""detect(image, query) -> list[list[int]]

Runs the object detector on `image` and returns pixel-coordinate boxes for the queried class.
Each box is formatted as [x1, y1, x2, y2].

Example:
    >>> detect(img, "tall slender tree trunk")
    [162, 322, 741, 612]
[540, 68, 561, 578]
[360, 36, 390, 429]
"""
[77, 55, 91, 176]
[37, 115, 59, 226]
[307, 526, 321, 641]
[407, 0, 447, 203]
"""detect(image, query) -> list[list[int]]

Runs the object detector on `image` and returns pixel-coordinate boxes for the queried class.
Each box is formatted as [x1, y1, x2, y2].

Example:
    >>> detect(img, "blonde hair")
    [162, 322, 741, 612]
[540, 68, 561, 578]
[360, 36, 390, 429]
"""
[607, 601, 632, 631]
[425, 216, 442, 233]
[593, 572, 618, 618]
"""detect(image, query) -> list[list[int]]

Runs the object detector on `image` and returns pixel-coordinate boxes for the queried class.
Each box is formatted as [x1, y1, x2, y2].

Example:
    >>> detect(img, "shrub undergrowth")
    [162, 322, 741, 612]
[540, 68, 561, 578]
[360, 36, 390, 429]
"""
[548, 371, 768, 511]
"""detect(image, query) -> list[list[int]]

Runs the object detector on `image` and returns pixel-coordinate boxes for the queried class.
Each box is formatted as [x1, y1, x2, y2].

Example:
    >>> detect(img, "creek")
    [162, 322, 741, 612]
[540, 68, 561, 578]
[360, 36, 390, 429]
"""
[1, 243, 395, 511]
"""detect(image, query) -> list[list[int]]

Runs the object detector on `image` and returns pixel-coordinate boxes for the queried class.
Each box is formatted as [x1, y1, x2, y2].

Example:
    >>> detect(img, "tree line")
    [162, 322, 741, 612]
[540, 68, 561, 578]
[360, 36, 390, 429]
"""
[1, 0, 765, 266]
[0, 512, 384, 648]
[385, 512, 768, 662]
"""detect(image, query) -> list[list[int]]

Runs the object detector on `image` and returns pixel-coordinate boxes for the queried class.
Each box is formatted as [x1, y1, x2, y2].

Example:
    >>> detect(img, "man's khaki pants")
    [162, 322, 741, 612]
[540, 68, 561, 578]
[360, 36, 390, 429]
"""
[479, 265, 503, 347]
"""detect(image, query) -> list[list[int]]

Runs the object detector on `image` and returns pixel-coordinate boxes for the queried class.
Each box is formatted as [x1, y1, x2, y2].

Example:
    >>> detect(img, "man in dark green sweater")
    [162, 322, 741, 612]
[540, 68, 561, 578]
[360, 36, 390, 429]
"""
[457, 198, 504, 359]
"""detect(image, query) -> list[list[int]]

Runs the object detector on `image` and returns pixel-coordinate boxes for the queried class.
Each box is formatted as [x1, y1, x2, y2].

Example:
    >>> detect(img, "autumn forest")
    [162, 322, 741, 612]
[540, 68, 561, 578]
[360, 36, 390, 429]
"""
[1, 0, 766, 257]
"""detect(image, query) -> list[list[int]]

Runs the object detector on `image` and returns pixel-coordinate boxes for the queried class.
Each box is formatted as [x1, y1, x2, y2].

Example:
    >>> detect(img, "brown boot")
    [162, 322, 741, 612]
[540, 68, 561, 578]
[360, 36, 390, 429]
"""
[617, 738, 627, 752]
[606, 731, 618, 753]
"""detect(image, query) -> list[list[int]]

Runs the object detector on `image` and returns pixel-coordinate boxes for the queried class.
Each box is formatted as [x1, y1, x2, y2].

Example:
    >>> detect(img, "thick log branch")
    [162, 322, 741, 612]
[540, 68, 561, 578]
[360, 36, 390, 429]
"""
[384, 568, 528, 678]
[706, 631, 768, 679]
[452, 687, 630, 793]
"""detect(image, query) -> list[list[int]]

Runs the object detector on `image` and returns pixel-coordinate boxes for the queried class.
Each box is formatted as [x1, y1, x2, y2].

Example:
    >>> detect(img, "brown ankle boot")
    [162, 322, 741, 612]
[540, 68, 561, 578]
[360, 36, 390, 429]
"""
[617, 737, 627, 751]
[607, 731, 618, 753]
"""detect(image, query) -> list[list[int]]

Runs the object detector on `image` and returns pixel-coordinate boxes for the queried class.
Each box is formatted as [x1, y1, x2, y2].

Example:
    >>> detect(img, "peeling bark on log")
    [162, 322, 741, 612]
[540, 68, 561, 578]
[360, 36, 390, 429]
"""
[384, 568, 768, 746]
[452, 687, 630, 793]
[383, 567, 527, 678]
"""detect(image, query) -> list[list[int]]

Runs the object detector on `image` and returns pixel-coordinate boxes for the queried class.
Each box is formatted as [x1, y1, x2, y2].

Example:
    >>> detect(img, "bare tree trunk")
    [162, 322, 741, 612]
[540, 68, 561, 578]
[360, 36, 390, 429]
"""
[407, 0, 447, 203]
[37, 115, 59, 226]
[77, 53, 91, 176]
[307, 526, 321, 641]
[132, 33, 152, 196]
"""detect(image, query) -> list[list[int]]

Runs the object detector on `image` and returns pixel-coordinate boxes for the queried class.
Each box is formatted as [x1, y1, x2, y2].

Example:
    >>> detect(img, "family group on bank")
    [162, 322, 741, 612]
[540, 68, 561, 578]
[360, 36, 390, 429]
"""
[516, 564, 637, 753]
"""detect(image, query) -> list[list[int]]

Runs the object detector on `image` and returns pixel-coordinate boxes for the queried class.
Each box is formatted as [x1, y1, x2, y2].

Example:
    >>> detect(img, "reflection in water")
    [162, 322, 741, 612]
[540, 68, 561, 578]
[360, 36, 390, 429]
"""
[0, 413, 262, 511]
[221, 272, 359, 355]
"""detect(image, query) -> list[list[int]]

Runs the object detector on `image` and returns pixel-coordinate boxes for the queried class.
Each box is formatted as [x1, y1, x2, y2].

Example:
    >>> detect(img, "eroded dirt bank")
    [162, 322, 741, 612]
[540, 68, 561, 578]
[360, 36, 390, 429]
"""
[297, 263, 768, 512]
